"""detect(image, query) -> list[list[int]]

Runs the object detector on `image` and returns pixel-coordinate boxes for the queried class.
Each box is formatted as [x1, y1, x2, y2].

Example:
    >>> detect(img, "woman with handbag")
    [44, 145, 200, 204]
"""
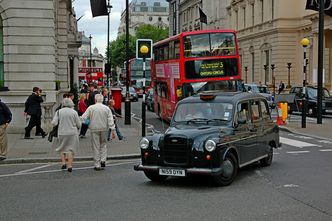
[51, 98, 81, 172]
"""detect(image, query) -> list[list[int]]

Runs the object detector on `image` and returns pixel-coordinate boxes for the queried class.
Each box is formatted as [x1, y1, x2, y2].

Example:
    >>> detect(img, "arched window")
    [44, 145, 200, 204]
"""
[0, 17, 3, 88]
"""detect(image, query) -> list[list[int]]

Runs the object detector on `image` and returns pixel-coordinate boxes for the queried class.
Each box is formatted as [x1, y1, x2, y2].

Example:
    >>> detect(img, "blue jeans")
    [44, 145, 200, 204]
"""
[108, 125, 123, 141]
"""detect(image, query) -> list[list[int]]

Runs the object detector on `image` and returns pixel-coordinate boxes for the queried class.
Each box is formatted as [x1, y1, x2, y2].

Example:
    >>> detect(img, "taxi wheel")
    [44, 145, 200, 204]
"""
[260, 145, 273, 167]
[213, 152, 238, 186]
[144, 171, 168, 182]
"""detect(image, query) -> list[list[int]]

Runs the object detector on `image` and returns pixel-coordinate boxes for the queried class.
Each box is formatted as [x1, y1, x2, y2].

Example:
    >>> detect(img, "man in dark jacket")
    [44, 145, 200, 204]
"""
[86, 83, 99, 107]
[0, 99, 12, 160]
[24, 87, 47, 139]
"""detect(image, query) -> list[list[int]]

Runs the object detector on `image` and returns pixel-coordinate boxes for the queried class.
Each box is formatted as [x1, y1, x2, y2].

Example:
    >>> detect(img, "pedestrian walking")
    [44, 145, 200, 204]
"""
[86, 83, 99, 107]
[24, 87, 47, 139]
[278, 81, 285, 94]
[107, 99, 124, 141]
[51, 98, 81, 172]
[78, 93, 88, 138]
[82, 94, 116, 171]
[0, 99, 12, 160]
[102, 88, 109, 105]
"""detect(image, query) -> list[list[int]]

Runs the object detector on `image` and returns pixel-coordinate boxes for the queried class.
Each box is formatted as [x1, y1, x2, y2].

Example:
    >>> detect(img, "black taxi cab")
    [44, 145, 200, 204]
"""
[134, 91, 281, 186]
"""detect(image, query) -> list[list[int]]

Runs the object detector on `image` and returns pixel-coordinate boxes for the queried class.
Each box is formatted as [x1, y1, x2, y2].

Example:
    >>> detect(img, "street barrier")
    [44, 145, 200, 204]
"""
[276, 102, 287, 125]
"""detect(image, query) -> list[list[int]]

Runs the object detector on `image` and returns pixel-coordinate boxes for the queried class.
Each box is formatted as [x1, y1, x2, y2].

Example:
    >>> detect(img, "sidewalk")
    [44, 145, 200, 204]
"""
[1, 117, 143, 164]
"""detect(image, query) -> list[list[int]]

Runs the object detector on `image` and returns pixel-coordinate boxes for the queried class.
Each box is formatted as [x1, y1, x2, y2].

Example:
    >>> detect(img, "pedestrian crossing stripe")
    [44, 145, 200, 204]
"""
[280, 137, 318, 148]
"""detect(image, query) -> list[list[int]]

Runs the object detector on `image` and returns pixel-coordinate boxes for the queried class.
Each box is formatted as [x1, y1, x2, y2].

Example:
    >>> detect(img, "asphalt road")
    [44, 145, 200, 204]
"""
[1, 99, 332, 220]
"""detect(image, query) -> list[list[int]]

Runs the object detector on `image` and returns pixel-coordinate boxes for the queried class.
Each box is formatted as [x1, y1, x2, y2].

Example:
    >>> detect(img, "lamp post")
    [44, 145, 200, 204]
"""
[140, 45, 149, 137]
[125, 0, 131, 125]
[271, 64, 275, 96]
[286, 63, 292, 89]
[263, 64, 268, 85]
[106, 0, 112, 95]
[301, 37, 310, 128]
[244, 66, 248, 83]
[89, 34, 92, 68]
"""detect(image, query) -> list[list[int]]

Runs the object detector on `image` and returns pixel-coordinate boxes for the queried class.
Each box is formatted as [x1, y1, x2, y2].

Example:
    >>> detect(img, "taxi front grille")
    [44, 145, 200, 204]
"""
[326, 102, 332, 108]
[163, 136, 189, 165]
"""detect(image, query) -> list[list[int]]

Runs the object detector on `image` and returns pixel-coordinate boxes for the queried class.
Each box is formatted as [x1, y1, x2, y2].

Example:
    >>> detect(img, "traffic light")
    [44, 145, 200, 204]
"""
[136, 39, 153, 59]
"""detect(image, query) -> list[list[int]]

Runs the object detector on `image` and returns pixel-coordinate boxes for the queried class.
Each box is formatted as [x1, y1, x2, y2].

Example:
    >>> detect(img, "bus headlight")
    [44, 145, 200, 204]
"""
[205, 140, 216, 152]
[139, 137, 149, 149]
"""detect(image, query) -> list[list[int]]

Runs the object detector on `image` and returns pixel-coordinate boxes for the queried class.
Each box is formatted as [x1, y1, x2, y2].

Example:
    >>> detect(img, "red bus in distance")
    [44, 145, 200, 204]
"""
[152, 29, 242, 121]
[128, 58, 152, 97]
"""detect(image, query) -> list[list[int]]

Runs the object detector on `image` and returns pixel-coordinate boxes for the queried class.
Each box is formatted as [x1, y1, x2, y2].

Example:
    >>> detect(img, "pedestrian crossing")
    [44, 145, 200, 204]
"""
[277, 134, 332, 155]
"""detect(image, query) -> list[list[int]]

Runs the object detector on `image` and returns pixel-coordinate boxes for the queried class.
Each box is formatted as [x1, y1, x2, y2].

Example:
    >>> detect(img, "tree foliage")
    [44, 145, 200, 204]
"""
[108, 34, 136, 69]
[135, 24, 169, 43]
[107, 25, 169, 68]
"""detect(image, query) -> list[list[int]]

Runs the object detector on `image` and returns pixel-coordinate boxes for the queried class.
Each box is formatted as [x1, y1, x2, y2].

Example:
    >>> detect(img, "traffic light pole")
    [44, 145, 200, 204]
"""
[141, 57, 146, 137]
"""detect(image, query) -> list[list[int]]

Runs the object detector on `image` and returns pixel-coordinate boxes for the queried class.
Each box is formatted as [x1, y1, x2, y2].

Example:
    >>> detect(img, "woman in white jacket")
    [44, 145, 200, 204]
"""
[52, 98, 81, 172]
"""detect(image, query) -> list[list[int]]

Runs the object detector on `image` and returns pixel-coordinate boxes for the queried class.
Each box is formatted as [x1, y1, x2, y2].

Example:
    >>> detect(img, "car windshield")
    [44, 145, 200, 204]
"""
[257, 86, 270, 94]
[173, 102, 233, 124]
[307, 87, 331, 98]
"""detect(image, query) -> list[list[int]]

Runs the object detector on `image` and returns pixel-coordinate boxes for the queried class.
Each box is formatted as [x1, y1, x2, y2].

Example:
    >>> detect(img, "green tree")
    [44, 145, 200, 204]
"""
[107, 34, 136, 69]
[135, 24, 169, 43]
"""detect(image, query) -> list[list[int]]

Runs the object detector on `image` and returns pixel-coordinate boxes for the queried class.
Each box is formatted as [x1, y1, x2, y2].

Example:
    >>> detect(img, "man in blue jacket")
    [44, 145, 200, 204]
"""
[24, 87, 47, 139]
[0, 99, 12, 160]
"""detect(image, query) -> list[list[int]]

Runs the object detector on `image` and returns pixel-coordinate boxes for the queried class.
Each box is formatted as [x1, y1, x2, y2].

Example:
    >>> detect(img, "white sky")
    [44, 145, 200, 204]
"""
[73, 0, 130, 55]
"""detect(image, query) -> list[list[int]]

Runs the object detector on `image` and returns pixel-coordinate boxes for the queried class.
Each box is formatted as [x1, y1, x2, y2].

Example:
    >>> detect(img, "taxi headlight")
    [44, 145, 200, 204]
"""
[205, 140, 216, 152]
[139, 137, 149, 149]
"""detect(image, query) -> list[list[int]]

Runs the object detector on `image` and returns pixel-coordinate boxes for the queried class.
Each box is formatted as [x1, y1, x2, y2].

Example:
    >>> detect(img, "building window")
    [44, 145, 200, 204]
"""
[149, 16, 153, 21]
[261, 0, 264, 23]
[0, 17, 4, 88]
[236, 10, 239, 30]
[251, 52, 255, 82]
[141, 2, 146, 6]
[154, 2, 160, 7]
[272, 0, 275, 20]
[243, 7, 246, 29]
[251, 4, 254, 26]
[158, 16, 162, 21]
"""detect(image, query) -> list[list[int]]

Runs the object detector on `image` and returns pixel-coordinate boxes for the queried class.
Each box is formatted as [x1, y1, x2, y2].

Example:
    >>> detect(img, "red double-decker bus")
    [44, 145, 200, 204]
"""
[152, 29, 242, 121]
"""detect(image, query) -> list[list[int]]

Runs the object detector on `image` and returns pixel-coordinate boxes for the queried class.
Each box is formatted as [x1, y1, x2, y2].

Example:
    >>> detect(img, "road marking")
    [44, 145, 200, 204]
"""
[15, 164, 53, 174]
[319, 149, 332, 152]
[280, 137, 318, 148]
[286, 151, 310, 154]
[0, 161, 136, 178]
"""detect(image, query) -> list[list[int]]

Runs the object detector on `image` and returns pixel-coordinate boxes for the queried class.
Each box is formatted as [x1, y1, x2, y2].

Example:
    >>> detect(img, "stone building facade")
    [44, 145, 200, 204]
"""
[118, 0, 169, 36]
[0, 0, 81, 133]
[167, 0, 332, 91]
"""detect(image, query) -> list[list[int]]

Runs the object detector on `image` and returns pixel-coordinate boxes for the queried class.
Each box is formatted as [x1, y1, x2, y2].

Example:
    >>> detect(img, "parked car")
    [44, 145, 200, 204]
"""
[244, 84, 275, 108]
[288, 85, 332, 116]
[134, 91, 281, 186]
[121, 87, 138, 102]
[145, 88, 154, 111]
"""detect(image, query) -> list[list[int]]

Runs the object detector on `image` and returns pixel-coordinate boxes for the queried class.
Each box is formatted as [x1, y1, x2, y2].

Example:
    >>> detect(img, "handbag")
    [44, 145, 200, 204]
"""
[48, 111, 59, 142]
[83, 118, 90, 125]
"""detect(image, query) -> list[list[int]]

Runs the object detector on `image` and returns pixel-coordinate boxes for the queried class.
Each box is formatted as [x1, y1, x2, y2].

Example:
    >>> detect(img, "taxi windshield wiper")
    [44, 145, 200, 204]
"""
[207, 118, 229, 123]
[186, 118, 209, 124]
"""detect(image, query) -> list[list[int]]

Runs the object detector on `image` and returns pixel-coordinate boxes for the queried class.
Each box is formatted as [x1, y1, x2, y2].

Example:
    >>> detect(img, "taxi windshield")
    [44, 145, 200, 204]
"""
[173, 102, 233, 124]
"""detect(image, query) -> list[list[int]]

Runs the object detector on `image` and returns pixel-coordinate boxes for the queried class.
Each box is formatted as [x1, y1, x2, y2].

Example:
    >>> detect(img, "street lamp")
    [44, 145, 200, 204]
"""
[263, 64, 268, 85]
[89, 34, 92, 68]
[140, 45, 149, 137]
[106, 0, 112, 95]
[271, 64, 275, 96]
[300, 37, 310, 128]
[125, 0, 131, 125]
[244, 66, 248, 83]
[286, 63, 292, 89]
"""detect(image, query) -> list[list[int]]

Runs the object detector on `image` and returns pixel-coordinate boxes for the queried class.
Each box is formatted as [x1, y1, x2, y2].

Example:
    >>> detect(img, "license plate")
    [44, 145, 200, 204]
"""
[159, 168, 185, 177]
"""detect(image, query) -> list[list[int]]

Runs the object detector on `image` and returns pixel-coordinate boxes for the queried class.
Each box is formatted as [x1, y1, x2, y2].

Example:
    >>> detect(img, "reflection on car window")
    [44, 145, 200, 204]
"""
[174, 102, 233, 123]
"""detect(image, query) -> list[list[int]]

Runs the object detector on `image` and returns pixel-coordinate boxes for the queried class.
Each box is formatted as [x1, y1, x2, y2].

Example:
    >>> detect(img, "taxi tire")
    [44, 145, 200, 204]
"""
[213, 152, 238, 186]
[260, 145, 273, 167]
[144, 171, 168, 182]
